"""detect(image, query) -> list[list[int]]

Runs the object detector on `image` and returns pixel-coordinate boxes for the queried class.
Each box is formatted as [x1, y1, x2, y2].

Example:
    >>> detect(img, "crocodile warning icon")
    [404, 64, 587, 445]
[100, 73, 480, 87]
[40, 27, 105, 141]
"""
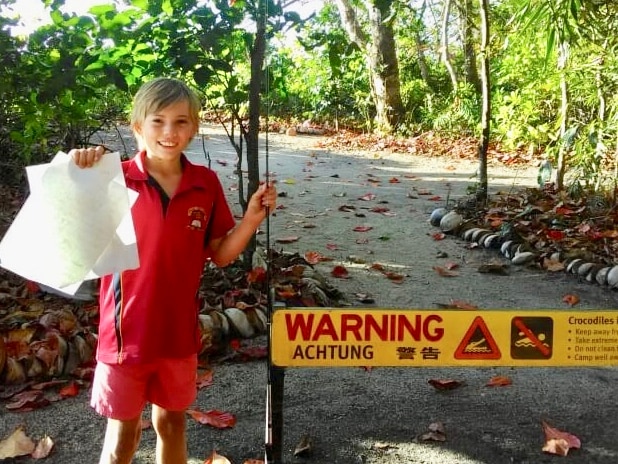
[454, 316, 501, 360]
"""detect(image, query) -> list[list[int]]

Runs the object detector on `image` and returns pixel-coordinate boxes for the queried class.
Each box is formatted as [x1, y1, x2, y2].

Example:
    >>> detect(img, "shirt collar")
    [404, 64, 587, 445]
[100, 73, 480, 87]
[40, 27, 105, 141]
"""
[125, 151, 208, 192]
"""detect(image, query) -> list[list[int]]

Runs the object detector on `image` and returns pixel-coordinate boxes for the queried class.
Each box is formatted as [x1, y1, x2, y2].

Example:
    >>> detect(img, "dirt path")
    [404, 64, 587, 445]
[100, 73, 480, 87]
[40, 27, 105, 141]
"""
[3, 126, 618, 464]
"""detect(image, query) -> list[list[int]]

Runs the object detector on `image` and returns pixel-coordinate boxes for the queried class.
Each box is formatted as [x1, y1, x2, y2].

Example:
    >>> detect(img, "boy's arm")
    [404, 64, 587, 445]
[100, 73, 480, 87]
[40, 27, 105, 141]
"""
[207, 182, 276, 267]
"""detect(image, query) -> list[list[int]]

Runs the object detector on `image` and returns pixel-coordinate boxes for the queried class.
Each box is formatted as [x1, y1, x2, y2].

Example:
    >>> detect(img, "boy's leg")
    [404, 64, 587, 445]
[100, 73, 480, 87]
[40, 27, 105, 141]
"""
[99, 417, 142, 464]
[91, 361, 152, 463]
[152, 406, 187, 464]
[147, 355, 198, 464]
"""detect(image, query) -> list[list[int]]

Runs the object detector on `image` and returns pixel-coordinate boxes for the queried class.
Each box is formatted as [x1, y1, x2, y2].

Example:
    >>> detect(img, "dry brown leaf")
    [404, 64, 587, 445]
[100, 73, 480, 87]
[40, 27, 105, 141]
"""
[204, 450, 232, 464]
[31, 435, 54, 459]
[542, 258, 565, 272]
[293, 434, 312, 457]
[541, 420, 581, 456]
[0, 426, 36, 459]
[486, 375, 512, 387]
[433, 266, 458, 277]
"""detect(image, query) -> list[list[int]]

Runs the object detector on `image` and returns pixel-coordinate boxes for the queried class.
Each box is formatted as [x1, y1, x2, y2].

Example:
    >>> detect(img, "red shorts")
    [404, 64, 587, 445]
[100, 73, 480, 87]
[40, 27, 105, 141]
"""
[90, 355, 198, 420]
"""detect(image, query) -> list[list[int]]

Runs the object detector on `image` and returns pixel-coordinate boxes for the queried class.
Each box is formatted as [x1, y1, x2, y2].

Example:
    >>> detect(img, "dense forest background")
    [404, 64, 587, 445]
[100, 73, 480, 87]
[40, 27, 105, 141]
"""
[1, 0, 618, 201]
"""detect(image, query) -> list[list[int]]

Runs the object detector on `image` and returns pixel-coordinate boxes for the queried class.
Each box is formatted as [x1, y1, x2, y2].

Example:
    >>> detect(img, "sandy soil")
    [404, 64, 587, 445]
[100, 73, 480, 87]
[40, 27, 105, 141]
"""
[2, 126, 618, 464]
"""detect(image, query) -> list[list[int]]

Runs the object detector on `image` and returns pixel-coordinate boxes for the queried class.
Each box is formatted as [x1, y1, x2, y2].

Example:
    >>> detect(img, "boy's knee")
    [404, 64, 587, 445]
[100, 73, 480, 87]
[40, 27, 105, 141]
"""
[152, 409, 186, 440]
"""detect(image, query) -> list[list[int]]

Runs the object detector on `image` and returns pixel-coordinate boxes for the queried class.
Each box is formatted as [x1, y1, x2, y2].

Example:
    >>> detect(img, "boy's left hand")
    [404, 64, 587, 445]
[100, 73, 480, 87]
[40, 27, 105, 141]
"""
[248, 182, 277, 218]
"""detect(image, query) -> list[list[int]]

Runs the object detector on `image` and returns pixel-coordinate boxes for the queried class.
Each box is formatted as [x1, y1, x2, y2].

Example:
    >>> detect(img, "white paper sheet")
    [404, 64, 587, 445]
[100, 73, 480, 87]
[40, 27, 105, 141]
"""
[0, 151, 139, 295]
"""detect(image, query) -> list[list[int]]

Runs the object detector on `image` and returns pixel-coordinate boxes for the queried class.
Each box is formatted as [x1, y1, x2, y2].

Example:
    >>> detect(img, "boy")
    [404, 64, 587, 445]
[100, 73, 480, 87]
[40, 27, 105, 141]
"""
[70, 77, 276, 464]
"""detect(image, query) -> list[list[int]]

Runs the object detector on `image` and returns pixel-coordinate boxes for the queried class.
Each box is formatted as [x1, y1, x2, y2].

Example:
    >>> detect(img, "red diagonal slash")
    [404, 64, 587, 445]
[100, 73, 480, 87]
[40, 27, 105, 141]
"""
[513, 317, 551, 357]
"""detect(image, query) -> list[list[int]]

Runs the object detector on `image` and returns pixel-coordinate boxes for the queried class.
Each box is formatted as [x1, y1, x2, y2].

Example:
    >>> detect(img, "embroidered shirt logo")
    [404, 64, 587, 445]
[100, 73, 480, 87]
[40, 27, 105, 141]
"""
[187, 207, 206, 231]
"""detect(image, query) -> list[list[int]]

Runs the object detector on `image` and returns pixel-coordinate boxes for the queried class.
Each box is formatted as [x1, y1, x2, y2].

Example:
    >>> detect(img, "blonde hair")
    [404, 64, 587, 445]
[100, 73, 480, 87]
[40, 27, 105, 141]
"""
[130, 77, 201, 129]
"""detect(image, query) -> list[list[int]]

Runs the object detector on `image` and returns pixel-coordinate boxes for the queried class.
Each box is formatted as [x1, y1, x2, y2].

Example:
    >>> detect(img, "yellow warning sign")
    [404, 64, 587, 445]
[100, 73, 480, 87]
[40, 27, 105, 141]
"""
[271, 308, 618, 367]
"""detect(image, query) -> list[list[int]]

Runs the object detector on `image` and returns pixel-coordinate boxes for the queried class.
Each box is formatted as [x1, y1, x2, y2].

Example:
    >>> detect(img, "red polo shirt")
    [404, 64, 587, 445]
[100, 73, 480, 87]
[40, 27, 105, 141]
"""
[96, 151, 236, 364]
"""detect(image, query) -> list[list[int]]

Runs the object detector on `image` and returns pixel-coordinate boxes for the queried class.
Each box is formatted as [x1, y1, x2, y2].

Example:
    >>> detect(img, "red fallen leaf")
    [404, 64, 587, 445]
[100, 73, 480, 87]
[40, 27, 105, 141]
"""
[445, 262, 459, 270]
[59, 381, 79, 398]
[563, 294, 580, 307]
[428, 195, 442, 201]
[31, 435, 54, 459]
[196, 370, 214, 389]
[304, 251, 332, 264]
[554, 206, 575, 215]
[388, 177, 400, 183]
[246, 267, 266, 283]
[370, 263, 385, 271]
[141, 419, 152, 430]
[431, 232, 446, 240]
[546, 229, 565, 241]
[25, 281, 40, 294]
[541, 420, 581, 456]
[428, 379, 463, 391]
[5, 390, 49, 412]
[229, 339, 241, 351]
[331, 265, 350, 279]
[433, 266, 458, 277]
[449, 299, 477, 309]
[31, 380, 68, 391]
[326, 243, 338, 250]
[358, 193, 376, 201]
[187, 409, 237, 429]
[383, 272, 404, 283]
[370, 206, 390, 213]
[234, 345, 268, 360]
[486, 375, 512, 387]
[204, 449, 232, 464]
[276, 236, 299, 244]
[353, 226, 373, 232]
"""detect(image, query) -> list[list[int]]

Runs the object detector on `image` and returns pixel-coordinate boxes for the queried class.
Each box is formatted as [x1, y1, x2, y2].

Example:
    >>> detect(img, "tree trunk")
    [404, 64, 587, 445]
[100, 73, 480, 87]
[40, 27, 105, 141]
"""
[476, 0, 490, 202]
[333, 0, 405, 133]
[441, 0, 459, 93]
[457, 0, 481, 94]
[242, 0, 267, 267]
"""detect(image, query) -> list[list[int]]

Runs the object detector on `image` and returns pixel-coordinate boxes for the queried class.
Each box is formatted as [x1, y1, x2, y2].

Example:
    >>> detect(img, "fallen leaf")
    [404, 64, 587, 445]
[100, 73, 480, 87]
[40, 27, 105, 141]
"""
[31, 435, 54, 459]
[383, 272, 404, 283]
[204, 450, 232, 464]
[353, 226, 373, 232]
[428, 195, 442, 201]
[563, 294, 580, 307]
[358, 193, 376, 201]
[486, 376, 512, 387]
[0, 426, 35, 459]
[325, 243, 338, 250]
[542, 258, 565, 272]
[433, 266, 458, 277]
[431, 232, 446, 240]
[293, 434, 312, 457]
[304, 251, 332, 264]
[196, 370, 214, 389]
[59, 381, 79, 398]
[477, 263, 509, 275]
[541, 420, 581, 456]
[246, 267, 266, 283]
[331, 265, 350, 279]
[187, 409, 237, 429]
[428, 379, 463, 391]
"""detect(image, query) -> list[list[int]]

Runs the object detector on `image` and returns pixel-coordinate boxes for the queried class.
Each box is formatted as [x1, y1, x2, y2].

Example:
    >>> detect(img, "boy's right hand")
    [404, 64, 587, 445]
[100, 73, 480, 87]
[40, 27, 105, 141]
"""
[69, 146, 105, 168]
